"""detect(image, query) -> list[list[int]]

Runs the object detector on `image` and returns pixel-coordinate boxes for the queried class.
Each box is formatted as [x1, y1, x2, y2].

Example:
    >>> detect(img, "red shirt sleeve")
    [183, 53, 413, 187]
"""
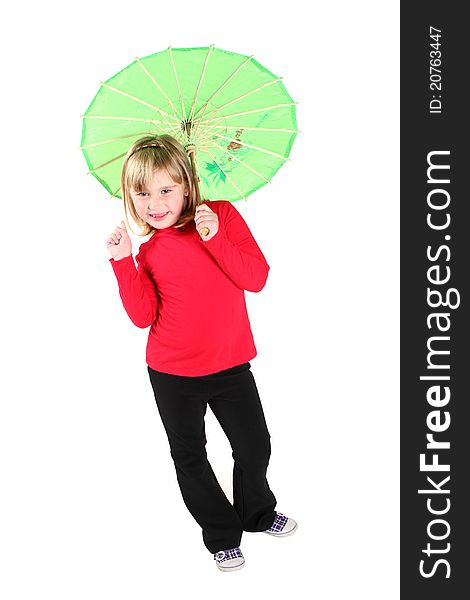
[199, 201, 270, 292]
[109, 253, 158, 328]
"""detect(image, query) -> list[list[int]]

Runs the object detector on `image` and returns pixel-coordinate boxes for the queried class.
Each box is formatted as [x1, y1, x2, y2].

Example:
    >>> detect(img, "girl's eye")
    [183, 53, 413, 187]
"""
[136, 192, 148, 197]
[161, 189, 172, 194]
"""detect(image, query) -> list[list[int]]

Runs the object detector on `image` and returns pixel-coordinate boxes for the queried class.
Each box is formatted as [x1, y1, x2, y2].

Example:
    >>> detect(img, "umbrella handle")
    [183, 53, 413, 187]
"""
[187, 145, 209, 237]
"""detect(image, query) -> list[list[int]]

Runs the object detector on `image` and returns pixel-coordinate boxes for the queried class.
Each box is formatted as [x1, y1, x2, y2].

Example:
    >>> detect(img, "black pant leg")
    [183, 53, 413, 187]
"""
[147, 366, 243, 554]
[207, 363, 277, 532]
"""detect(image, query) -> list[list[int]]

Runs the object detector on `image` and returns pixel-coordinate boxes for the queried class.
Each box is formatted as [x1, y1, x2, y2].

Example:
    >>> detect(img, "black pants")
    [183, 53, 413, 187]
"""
[147, 362, 277, 554]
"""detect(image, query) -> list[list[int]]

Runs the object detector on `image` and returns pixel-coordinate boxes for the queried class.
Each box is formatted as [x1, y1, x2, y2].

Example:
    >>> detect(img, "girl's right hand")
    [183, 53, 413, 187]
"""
[106, 221, 132, 260]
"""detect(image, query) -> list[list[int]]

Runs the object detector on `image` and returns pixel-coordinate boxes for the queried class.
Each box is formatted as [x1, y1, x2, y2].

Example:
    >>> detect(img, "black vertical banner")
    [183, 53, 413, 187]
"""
[401, 3, 469, 598]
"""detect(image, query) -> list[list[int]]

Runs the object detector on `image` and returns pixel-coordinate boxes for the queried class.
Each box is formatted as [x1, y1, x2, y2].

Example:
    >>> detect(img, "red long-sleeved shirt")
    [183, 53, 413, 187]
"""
[109, 200, 270, 376]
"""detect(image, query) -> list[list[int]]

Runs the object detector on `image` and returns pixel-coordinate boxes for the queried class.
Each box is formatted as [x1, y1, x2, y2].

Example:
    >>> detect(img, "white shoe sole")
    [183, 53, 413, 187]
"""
[216, 559, 245, 572]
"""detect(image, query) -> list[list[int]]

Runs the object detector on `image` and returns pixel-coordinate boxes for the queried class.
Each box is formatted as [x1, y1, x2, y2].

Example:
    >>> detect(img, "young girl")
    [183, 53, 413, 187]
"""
[106, 134, 297, 572]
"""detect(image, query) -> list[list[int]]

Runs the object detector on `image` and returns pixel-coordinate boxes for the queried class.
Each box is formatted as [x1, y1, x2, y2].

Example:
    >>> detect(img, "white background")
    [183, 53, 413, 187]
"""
[0, 1, 399, 598]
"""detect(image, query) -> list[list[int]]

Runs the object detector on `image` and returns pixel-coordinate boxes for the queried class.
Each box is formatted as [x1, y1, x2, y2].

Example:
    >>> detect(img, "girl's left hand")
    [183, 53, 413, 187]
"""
[194, 204, 219, 242]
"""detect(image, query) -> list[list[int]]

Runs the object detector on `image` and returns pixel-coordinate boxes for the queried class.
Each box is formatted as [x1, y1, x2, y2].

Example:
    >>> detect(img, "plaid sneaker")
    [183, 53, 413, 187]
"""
[263, 512, 298, 537]
[213, 547, 245, 572]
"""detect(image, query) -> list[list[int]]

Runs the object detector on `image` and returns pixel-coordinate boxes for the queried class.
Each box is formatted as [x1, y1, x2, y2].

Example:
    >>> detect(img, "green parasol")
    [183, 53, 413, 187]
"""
[81, 45, 298, 203]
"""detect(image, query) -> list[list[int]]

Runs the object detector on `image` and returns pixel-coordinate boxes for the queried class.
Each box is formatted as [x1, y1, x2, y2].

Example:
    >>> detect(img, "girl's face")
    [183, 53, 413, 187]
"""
[130, 168, 188, 230]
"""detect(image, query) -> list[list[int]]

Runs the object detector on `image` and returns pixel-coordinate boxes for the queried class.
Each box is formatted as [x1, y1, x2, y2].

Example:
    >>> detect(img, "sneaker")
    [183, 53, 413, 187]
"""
[214, 547, 245, 572]
[263, 512, 298, 537]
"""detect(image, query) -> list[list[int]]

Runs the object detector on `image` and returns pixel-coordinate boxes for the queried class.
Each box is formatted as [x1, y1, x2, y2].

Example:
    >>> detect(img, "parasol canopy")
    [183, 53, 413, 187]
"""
[81, 45, 298, 203]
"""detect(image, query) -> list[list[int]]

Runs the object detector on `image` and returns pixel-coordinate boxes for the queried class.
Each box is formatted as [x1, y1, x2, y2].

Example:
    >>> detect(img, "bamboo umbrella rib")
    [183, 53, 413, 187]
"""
[81, 127, 177, 150]
[135, 56, 183, 123]
[157, 118, 183, 140]
[197, 124, 299, 133]
[168, 47, 186, 120]
[100, 82, 176, 122]
[211, 133, 290, 161]
[188, 45, 214, 123]
[82, 114, 183, 140]
[204, 149, 246, 199]
[186, 129, 221, 150]
[188, 125, 237, 151]
[193, 117, 225, 139]
[81, 115, 180, 126]
[158, 119, 186, 141]
[208, 140, 272, 184]
[156, 110, 179, 138]
[188, 123, 297, 150]
[198, 102, 298, 123]
[87, 151, 128, 174]
[192, 54, 254, 122]
[110, 185, 121, 199]
[198, 79, 284, 122]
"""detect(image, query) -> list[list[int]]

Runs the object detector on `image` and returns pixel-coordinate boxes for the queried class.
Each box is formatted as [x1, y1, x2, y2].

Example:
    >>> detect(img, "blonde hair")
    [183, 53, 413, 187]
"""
[121, 134, 199, 237]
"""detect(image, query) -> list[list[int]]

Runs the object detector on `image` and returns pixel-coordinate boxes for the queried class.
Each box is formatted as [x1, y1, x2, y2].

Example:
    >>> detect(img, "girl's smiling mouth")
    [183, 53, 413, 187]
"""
[149, 212, 169, 220]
